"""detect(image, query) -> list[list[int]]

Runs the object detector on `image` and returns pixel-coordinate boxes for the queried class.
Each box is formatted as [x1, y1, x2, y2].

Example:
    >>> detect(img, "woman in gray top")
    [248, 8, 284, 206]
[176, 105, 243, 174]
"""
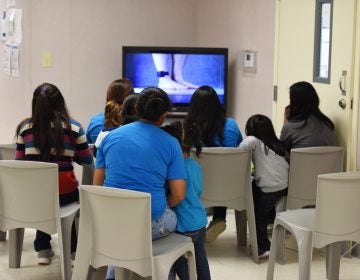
[280, 81, 336, 151]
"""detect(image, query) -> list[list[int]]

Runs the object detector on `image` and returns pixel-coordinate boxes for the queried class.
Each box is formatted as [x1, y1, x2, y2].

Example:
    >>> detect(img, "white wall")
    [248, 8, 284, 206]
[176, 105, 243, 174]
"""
[195, 0, 275, 133]
[0, 0, 275, 143]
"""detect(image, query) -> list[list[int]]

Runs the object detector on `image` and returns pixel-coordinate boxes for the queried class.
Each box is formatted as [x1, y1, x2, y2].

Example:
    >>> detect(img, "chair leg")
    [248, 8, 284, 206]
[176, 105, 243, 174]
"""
[235, 210, 247, 246]
[9, 228, 24, 268]
[185, 251, 197, 280]
[326, 242, 341, 280]
[297, 233, 313, 280]
[61, 214, 77, 280]
[267, 224, 282, 280]
[275, 228, 286, 264]
[0, 230, 7, 241]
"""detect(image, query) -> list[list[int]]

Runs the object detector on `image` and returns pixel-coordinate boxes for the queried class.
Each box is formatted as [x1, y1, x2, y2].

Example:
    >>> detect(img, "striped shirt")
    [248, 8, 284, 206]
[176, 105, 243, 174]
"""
[16, 119, 93, 195]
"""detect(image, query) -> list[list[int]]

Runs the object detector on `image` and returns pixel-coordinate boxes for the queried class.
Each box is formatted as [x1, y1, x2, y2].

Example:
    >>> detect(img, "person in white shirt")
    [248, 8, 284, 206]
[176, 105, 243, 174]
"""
[239, 114, 289, 257]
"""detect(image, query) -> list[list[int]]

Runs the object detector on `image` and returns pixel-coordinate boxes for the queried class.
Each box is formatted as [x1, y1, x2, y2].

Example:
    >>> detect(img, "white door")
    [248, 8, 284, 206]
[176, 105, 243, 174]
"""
[273, 0, 359, 170]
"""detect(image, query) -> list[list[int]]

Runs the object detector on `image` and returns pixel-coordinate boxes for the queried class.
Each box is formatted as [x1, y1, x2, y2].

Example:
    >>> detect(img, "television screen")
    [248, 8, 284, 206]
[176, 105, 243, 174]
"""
[122, 46, 228, 115]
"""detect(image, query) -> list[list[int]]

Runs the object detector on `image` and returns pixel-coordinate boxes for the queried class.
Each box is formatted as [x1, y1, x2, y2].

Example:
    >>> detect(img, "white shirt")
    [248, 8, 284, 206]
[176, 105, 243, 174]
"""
[239, 136, 289, 193]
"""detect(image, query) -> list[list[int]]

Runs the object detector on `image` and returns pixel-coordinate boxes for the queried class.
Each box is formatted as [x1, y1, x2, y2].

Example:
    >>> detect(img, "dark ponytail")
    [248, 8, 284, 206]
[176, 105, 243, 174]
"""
[136, 87, 171, 123]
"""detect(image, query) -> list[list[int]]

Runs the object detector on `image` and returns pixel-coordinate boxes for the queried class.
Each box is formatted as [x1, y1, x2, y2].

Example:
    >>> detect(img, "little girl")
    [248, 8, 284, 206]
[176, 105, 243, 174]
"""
[239, 114, 289, 257]
[163, 121, 211, 280]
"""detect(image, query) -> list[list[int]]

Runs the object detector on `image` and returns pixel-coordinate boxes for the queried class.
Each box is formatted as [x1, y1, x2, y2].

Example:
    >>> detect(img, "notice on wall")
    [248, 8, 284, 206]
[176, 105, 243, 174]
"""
[3, 43, 19, 76]
[5, 0, 16, 8]
[10, 43, 19, 76]
[3, 43, 11, 75]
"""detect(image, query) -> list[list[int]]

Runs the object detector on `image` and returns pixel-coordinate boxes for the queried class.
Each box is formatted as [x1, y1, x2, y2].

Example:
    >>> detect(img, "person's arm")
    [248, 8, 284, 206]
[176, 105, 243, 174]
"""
[222, 118, 243, 147]
[238, 136, 256, 151]
[167, 179, 186, 207]
[93, 168, 105, 186]
[15, 127, 25, 160]
[74, 123, 93, 166]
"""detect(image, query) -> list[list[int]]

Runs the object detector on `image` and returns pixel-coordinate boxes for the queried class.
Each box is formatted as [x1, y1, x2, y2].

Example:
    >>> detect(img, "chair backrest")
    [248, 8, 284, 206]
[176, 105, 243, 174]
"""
[0, 144, 16, 160]
[287, 146, 344, 210]
[313, 172, 360, 248]
[0, 160, 59, 234]
[193, 148, 252, 211]
[78, 185, 153, 276]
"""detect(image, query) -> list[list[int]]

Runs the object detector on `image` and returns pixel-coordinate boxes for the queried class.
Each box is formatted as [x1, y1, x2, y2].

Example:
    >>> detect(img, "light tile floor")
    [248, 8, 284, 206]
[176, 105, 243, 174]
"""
[1, 211, 360, 280]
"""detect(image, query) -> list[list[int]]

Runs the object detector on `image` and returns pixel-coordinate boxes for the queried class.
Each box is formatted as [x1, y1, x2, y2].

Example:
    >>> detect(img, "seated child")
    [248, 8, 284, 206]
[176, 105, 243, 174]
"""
[162, 121, 211, 280]
[239, 114, 289, 258]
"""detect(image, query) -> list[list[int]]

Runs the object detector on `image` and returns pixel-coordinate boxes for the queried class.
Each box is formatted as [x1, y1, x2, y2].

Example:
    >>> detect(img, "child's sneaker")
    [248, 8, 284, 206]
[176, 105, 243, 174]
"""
[258, 250, 270, 259]
[206, 219, 226, 242]
[37, 249, 55, 265]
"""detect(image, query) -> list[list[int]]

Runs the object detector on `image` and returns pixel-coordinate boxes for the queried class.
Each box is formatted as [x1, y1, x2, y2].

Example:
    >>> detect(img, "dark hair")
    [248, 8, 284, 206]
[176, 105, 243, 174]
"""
[289, 81, 335, 130]
[186, 85, 226, 146]
[136, 87, 171, 123]
[245, 114, 287, 157]
[120, 94, 139, 125]
[162, 121, 202, 157]
[106, 78, 134, 103]
[17, 83, 71, 161]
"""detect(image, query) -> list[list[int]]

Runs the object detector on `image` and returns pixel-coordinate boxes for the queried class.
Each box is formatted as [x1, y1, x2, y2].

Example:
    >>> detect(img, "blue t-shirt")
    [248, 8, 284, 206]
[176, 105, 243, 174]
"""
[174, 157, 207, 233]
[213, 118, 242, 147]
[96, 121, 186, 220]
[86, 113, 105, 144]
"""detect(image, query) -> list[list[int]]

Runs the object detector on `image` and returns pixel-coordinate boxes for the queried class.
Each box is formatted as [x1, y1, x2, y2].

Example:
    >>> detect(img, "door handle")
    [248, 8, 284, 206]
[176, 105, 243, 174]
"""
[338, 99, 346, 109]
[339, 70, 347, 96]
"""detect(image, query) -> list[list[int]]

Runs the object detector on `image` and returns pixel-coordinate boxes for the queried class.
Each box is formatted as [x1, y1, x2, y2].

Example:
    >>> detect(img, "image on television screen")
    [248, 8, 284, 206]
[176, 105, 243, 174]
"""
[123, 47, 228, 113]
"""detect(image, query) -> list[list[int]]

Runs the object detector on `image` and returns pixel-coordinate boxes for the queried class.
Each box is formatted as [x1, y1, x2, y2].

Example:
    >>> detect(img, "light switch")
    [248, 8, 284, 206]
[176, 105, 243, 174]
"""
[42, 51, 52, 68]
[243, 50, 257, 73]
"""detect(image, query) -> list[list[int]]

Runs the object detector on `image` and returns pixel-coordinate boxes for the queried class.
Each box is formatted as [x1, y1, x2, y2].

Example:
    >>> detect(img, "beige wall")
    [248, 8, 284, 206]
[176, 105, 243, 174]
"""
[0, 0, 275, 143]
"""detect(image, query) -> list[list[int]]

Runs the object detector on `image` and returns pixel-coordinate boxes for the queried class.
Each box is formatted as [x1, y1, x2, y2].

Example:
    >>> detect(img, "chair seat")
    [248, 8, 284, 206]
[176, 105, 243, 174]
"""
[153, 233, 196, 280]
[60, 202, 80, 218]
[277, 209, 315, 232]
[153, 233, 192, 256]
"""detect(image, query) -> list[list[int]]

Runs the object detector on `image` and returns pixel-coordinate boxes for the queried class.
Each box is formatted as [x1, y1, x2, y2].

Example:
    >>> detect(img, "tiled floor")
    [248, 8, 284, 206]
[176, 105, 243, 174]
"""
[1, 211, 360, 280]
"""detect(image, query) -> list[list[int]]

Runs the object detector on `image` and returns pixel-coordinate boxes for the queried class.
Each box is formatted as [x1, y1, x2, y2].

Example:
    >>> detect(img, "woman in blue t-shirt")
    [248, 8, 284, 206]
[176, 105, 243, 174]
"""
[185, 86, 243, 243]
[94, 87, 186, 280]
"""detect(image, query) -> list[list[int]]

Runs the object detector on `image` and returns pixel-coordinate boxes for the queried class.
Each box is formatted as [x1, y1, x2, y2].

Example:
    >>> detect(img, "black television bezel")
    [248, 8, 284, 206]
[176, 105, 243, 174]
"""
[122, 46, 228, 116]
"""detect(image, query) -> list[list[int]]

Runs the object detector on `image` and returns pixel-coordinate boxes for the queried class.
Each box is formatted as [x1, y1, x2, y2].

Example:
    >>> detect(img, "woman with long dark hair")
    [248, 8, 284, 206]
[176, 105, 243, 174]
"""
[240, 114, 289, 257]
[280, 81, 336, 150]
[15, 83, 93, 264]
[185, 85, 243, 243]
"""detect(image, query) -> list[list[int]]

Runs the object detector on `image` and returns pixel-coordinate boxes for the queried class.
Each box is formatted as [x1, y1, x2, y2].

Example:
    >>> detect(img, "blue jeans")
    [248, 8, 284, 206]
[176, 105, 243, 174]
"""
[106, 207, 177, 280]
[169, 227, 211, 280]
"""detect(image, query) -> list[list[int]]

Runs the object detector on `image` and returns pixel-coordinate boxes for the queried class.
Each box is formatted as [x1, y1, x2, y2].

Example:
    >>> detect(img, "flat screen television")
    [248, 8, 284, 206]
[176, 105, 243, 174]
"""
[122, 46, 228, 115]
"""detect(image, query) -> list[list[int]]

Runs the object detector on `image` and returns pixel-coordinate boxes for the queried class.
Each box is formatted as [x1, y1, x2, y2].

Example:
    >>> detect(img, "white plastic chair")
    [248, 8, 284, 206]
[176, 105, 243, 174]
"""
[266, 171, 360, 280]
[276, 146, 344, 263]
[286, 146, 344, 210]
[0, 144, 16, 241]
[193, 148, 259, 263]
[0, 160, 79, 280]
[72, 185, 196, 280]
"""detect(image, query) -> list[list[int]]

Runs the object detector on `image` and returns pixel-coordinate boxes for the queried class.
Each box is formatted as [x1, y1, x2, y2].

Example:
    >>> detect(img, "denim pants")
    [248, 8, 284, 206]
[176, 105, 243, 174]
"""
[169, 227, 211, 280]
[252, 181, 288, 253]
[34, 188, 79, 253]
[106, 206, 177, 280]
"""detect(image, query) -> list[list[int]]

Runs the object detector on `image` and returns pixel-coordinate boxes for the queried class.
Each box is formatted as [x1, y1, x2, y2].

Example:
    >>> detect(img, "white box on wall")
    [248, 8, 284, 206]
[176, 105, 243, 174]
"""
[243, 50, 257, 73]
